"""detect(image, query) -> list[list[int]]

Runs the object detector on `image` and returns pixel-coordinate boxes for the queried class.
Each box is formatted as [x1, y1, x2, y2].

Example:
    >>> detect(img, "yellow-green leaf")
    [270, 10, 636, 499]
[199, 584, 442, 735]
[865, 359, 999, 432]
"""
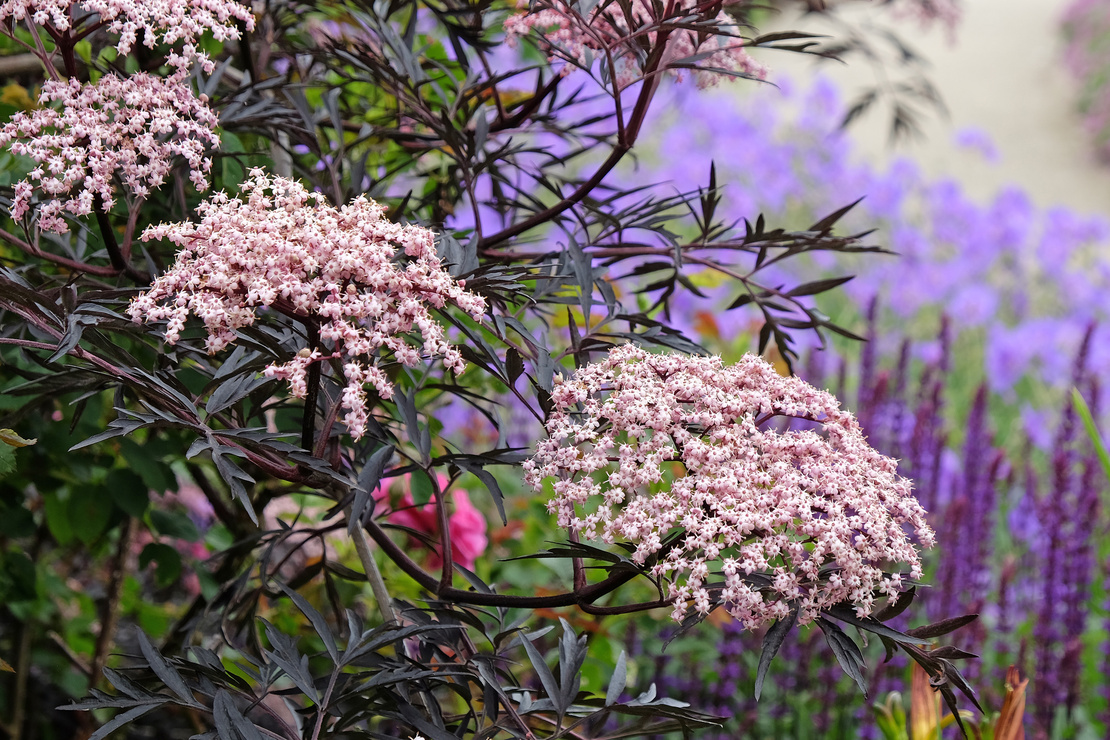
[0, 429, 36, 448]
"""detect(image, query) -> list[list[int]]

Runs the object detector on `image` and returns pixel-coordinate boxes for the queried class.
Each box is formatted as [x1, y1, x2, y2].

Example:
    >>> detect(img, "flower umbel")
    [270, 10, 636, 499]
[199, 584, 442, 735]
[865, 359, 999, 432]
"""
[523, 345, 933, 628]
[0, 70, 219, 233]
[130, 169, 487, 439]
[0, 0, 254, 63]
[504, 0, 766, 88]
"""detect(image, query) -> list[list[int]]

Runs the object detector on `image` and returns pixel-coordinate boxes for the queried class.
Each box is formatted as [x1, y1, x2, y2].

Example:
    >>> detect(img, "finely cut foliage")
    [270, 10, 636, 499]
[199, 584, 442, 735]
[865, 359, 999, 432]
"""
[130, 170, 487, 439]
[525, 345, 933, 627]
[0, 71, 219, 232]
[504, 0, 766, 88]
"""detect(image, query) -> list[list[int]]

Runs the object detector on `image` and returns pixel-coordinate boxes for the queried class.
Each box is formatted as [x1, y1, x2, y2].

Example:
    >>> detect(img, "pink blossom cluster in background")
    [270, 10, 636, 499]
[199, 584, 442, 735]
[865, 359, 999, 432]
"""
[504, 0, 766, 89]
[1062, 0, 1110, 162]
[130, 170, 487, 439]
[0, 70, 220, 233]
[373, 474, 489, 571]
[0, 0, 254, 67]
[524, 345, 933, 628]
[890, 0, 962, 38]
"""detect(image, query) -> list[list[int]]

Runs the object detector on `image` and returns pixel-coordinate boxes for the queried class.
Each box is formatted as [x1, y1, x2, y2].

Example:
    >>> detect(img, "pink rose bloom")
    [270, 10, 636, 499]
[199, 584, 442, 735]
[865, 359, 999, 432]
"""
[374, 474, 488, 571]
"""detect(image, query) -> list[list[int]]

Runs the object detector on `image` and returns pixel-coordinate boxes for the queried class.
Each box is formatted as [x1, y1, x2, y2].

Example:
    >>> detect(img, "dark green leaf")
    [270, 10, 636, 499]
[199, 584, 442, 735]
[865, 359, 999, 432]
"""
[409, 470, 434, 506]
[136, 631, 199, 707]
[212, 690, 265, 740]
[817, 618, 867, 697]
[520, 632, 561, 718]
[106, 469, 150, 517]
[86, 703, 162, 740]
[904, 614, 978, 640]
[150, 509, 200, 542]
[139, 543, 182, 587]
[70, 486, 111, 544]
[120, 438, 175, 494]
[755, 604, 797, 700]
[786, 276, 854, 297]
[350, 444, 394, 534]
[606, 651, 628, 707]
[872, 586, 916, 622]
[277, 582, 338, 662]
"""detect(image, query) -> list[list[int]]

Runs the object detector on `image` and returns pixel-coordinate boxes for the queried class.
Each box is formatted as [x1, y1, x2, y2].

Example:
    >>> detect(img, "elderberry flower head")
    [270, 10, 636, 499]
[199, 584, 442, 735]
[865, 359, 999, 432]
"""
[0, 69, 219, 233]
[130, 169, 487, 440]
[0, 0, 254, 66]
[524, 345, 933, 629]
[504, 0, 765, 89]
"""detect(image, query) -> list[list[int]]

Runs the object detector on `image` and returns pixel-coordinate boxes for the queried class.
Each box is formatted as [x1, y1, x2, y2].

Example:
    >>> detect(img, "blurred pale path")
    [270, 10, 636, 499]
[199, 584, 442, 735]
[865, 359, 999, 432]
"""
[764, 0, 1110, 217]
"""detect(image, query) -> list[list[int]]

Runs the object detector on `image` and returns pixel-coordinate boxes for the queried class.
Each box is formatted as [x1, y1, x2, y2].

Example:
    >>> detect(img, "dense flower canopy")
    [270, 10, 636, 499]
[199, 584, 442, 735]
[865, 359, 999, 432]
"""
[0, 71, 220, 233]
[504, 0, 766, 88]
[0, 0, 254, 62]
[524, 345, 933, 628]
[130, 170, 487, 439]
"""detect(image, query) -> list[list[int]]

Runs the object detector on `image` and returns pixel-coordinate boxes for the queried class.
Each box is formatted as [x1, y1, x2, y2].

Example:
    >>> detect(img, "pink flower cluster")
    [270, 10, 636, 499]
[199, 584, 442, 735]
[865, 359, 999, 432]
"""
[891, 0, 961, 37]
[373, 473, 489, 571]
[504, 0, 766, 88]
[0, 70, 219, 233]
[129, 170, 487, 439]
[0, 0, 254, 65]
[523, 345, 934, 628]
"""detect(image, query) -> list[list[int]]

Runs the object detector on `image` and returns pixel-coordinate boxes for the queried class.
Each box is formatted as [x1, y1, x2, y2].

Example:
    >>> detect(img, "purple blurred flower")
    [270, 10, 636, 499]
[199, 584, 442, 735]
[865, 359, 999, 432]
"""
[953, 126, 1000, 162]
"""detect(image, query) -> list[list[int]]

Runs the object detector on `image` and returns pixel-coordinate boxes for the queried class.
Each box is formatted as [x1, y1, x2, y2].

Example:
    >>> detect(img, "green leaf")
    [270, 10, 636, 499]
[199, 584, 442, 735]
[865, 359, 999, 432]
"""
[107, 469, 150, 517]
[44, 491, 73, 545]
[2, 551, 36, 602]
[74, 39, 92, 63]
[196, 567, 220, 601]
[1073, 387, 1110, 484]
[0, 504, 33, 537]
[139, 543, 182, 587]
[221, 131, 245, 188]
[0, 444, 15, 478]
[0, 429, 36, 447]
[69, 486, 111, 544]
[409, 470, 434, 507]
[120, 438, 174, 494]
[150, 509, 200, 542]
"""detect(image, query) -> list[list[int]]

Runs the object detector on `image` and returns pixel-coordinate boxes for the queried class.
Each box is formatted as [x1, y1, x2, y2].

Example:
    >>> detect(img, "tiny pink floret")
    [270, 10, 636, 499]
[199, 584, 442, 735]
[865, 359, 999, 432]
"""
[129, 170, 487, 440]
[523, 345, 934, 629]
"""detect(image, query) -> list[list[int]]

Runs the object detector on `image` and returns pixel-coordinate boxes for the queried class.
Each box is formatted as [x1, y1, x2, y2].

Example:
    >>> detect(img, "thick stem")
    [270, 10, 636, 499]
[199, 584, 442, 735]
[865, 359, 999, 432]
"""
[301, 323, 321, 452]
[235, 18, 257, 83]
[6, 614, 32, 740]
[360, 517, 646, 609]
[90, 517, 135, 687]
[309, 669, 339, 740]
[93, 201, 128, 274]
[0, 227, 121, 276]
[430, 472, 454, 593]
[477, 144, 629, 252]
[349, 511, 397, 624]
